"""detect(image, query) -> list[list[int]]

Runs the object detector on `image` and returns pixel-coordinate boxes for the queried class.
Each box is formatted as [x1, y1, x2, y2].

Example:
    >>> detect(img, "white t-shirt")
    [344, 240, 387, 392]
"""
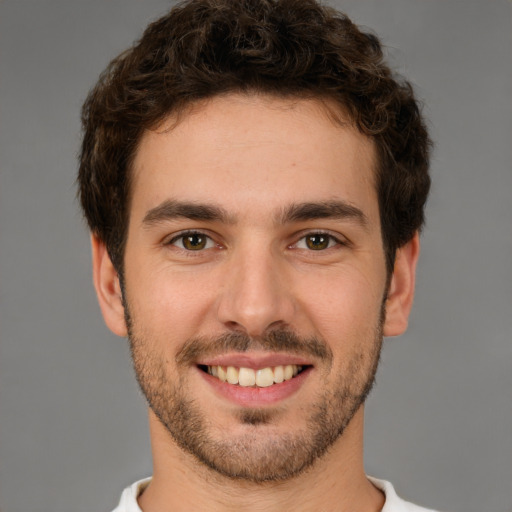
[112, 476, 440, 511]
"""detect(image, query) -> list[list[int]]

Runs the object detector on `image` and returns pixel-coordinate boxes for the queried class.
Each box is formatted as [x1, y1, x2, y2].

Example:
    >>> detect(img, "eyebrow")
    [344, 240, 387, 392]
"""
[277, 200, 369, 229]
[142, 200, 234, 227]
[142, 199, 369, 230]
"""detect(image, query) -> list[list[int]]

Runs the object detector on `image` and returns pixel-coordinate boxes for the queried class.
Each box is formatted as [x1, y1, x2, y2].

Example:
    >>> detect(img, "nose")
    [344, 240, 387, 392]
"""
[215, 242, 296, 337]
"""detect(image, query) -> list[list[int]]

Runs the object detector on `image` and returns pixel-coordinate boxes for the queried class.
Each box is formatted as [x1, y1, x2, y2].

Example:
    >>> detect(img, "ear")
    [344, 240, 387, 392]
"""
[383, 232, 420, 337]
[91, 234, 128, 337]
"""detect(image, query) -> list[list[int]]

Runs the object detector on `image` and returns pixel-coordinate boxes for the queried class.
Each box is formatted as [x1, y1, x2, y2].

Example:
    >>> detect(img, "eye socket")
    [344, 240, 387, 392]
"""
[295, 233, 340, 251]
[169, 232, 215, 251]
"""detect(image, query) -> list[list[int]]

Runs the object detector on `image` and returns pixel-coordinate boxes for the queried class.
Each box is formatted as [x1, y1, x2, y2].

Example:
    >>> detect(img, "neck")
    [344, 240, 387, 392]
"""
[138, 407, 384, 512]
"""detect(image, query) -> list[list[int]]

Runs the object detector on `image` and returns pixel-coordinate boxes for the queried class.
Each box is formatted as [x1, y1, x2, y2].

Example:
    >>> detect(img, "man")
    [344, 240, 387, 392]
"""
[78, 0, 435, 510]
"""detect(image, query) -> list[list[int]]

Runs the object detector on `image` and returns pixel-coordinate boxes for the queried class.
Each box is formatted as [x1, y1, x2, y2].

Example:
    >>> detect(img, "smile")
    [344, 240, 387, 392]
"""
[200, 364, 305, 387]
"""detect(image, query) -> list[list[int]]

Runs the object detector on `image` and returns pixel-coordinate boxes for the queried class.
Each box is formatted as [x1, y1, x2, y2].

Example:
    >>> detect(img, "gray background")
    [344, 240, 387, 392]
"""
[1, 1, 510, 511]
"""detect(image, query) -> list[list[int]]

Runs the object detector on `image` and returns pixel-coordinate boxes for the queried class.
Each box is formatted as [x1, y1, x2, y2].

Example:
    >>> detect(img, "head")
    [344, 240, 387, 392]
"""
[78, 0, 431, 483]
[78, 0, 431, 278]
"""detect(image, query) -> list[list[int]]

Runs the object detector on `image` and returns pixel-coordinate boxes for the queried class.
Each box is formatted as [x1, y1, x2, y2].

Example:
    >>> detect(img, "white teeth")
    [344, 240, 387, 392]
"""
[226, 366, 239, 385]
[238, 367, 256, 387]
[273, 365, 284, 383]
[206, 364, 303, 387]
[283, 364, 294, 381]
[255, 367, 274, 387]
[217, 365, 227, 382]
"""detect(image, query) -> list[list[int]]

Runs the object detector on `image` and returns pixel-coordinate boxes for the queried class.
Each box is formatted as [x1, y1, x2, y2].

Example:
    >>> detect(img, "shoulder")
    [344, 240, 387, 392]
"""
[111, 477, 151, 512]
[111, 476, 442, 512]
[369, 477, 442, 512]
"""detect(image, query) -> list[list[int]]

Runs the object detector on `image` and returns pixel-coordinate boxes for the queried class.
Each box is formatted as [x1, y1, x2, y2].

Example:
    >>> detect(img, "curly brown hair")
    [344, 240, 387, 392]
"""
[78, 0, 431, 274]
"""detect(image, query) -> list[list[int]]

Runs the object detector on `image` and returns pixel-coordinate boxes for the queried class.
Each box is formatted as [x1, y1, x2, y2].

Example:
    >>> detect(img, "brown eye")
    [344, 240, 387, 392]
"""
[182, 233, 207, 250]
[305, 234, 330, 250]
[183, 234, 206, 251]
[170, 232, 214, 251]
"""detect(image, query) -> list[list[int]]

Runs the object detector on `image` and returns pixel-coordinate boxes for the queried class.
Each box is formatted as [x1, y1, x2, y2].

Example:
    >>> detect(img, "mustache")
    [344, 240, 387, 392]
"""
[175, 329, 333, 366]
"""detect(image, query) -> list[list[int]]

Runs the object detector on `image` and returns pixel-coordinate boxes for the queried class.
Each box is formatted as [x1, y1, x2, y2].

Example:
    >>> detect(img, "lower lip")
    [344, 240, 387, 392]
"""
[198, 367, 312, 407]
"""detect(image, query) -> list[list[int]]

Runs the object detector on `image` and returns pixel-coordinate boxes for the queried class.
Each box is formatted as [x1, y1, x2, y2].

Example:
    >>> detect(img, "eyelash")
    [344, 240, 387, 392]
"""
[293, 232, 344, 250]
[166, 231, 218, 251]
[166, 230, 346, 252]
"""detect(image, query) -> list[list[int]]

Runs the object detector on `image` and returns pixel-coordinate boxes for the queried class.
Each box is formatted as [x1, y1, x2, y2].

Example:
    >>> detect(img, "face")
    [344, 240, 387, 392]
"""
[96, 94, 415, 482]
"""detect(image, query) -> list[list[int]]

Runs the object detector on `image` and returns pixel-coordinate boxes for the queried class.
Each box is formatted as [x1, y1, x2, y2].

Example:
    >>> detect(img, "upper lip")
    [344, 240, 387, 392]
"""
[197, 352, 313, 369]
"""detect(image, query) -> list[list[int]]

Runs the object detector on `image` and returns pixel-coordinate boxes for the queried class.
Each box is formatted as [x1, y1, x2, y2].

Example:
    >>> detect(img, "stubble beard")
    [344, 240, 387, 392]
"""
[124, 305, 384, 483]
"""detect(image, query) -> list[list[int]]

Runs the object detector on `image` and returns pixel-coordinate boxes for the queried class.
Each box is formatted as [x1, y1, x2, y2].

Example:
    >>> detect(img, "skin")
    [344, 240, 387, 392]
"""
[92, 94, 419, 512]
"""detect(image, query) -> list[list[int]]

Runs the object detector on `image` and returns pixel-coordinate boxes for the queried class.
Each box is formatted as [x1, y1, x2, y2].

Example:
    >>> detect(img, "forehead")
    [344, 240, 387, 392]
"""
[130, 94, 378, 223]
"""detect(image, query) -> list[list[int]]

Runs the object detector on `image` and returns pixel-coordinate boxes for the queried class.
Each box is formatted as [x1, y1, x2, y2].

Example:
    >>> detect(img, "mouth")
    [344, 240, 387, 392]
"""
[198, 364, 306, 388]
[196, 353, 314, 406]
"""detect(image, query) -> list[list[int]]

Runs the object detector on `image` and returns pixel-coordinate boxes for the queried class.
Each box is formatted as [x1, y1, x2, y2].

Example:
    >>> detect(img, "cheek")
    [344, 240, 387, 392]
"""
[297, 265, 385, 344]
[123, 260, 216, 339]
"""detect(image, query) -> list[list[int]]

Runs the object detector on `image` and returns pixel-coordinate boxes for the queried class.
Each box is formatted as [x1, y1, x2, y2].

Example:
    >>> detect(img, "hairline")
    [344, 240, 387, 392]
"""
[110, 89, 391, 275]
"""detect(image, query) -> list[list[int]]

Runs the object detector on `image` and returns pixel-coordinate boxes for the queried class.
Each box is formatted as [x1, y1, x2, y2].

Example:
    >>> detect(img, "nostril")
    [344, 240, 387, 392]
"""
[224, 321, 243, 331]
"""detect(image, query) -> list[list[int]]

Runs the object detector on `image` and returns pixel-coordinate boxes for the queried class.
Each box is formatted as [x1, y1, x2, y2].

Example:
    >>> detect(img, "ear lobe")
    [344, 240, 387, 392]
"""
[383, 233, 420, 337]
[91, 235, 128, 337]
